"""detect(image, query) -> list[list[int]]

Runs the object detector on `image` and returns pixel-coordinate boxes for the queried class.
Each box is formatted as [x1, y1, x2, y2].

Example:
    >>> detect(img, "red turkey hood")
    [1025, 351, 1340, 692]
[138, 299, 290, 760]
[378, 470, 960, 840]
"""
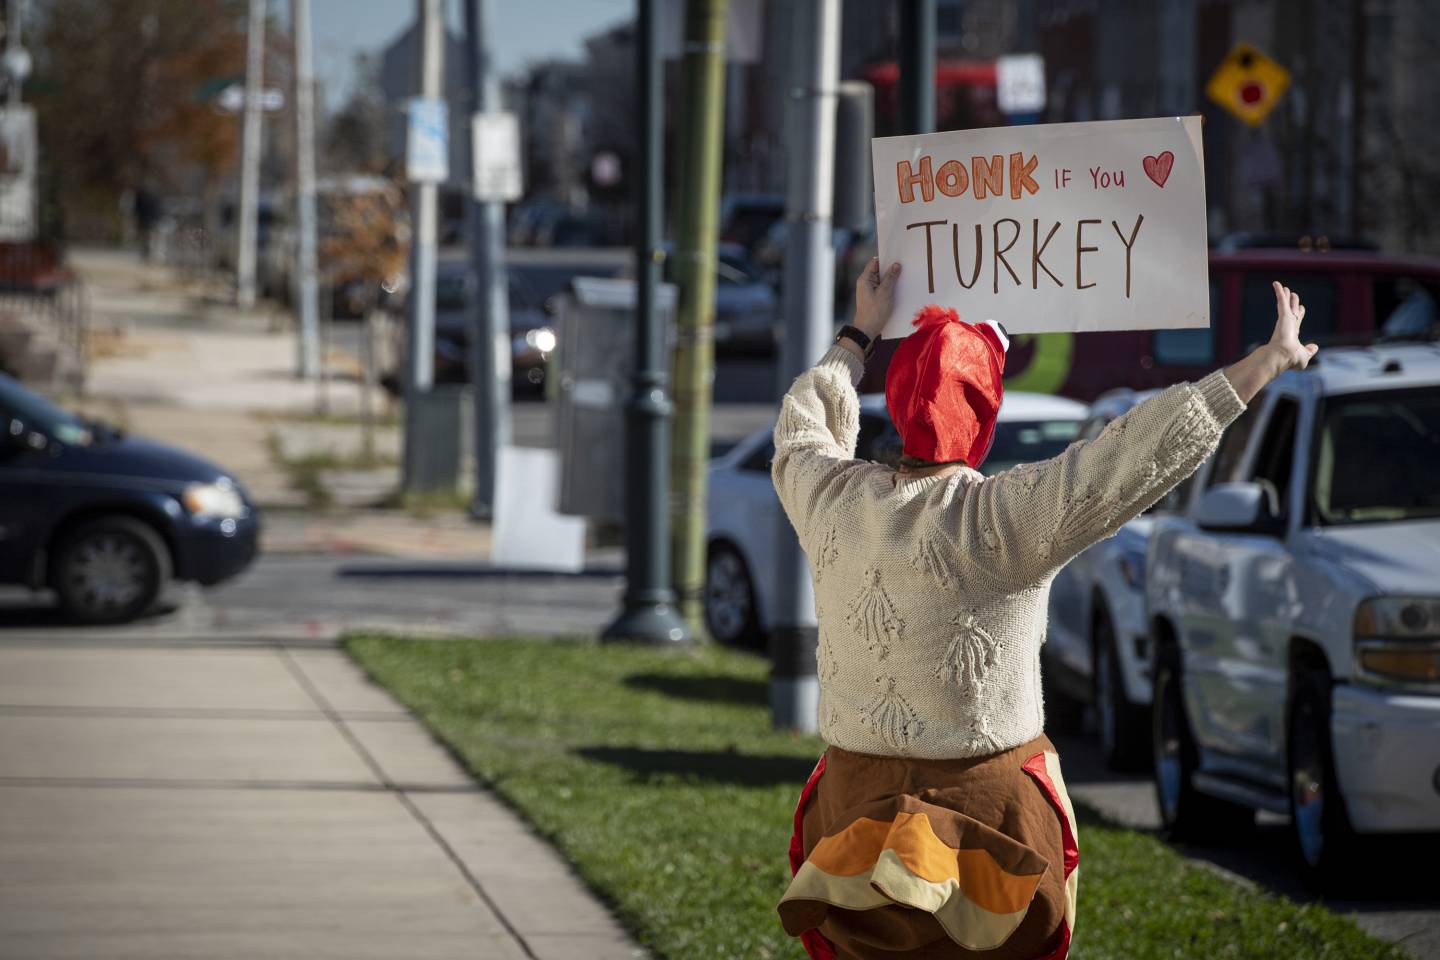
[883, 305, 1008, 468]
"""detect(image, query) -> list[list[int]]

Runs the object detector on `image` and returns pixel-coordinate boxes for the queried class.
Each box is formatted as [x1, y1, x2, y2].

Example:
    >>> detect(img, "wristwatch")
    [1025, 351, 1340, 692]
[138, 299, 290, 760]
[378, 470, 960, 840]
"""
[836, 324, 876, 358]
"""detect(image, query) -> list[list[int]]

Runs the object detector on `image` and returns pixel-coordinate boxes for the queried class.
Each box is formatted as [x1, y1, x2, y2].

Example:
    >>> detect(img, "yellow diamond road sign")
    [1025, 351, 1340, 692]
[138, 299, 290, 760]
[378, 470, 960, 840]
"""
[1206, 42, 1291, 126]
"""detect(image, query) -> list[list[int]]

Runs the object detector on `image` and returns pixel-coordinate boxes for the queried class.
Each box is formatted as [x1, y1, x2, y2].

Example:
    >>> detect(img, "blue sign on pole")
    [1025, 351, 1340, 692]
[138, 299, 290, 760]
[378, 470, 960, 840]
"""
[406, 98, 449, 183]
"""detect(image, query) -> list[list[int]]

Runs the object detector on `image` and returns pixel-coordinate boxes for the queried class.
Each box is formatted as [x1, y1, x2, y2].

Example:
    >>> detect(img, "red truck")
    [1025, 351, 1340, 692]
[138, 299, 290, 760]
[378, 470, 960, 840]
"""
[858, 247, 1440, 401]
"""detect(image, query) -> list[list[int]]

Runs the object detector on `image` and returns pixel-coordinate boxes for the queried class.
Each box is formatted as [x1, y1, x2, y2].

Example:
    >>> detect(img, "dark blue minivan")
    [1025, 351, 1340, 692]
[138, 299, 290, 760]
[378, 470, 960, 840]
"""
[0, 373, 259, 623]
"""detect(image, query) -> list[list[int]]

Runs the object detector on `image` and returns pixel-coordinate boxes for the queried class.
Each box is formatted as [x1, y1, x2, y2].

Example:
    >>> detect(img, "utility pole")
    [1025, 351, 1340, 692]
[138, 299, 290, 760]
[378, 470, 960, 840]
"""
[669, 0, 728, 637]
[601, 0, 690, 646]
[462, 0, 511, 517]
[236, 0, 266, 309]
[5, 0, 26, 108]
[402, 0, 444, 492]
[291, 0, 320, 378]
[1349, 0, 1366, 239]
[899, 0, 936, 135]
[770, 0, 840, 732]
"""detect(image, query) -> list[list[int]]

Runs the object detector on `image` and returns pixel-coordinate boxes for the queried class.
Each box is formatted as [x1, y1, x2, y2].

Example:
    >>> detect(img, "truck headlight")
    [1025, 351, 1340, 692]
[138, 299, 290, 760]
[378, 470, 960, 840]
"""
[182, 480, 246, 520]
[1354, 596, 1440, 687]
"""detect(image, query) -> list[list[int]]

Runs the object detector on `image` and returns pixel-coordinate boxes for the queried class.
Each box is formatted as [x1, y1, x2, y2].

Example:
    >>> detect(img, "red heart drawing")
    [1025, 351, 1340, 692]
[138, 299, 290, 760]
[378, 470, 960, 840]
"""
[1143, 151, 1175, 188]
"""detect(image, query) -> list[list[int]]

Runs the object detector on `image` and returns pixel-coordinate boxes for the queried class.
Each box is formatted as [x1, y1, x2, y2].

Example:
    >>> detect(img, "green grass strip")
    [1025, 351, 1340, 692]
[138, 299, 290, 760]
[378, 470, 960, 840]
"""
[345, 635, 1404, 960]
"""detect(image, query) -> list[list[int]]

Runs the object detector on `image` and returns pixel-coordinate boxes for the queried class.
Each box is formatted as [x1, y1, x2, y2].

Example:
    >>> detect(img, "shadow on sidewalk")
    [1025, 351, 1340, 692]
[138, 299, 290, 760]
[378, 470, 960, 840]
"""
[622, 672, 767, 706]
[574, 745, 817, 787]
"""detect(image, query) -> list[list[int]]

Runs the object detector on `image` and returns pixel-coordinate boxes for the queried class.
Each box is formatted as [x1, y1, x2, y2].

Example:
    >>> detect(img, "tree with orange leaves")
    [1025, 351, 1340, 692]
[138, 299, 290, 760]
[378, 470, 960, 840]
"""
[33, 0, 289, 244]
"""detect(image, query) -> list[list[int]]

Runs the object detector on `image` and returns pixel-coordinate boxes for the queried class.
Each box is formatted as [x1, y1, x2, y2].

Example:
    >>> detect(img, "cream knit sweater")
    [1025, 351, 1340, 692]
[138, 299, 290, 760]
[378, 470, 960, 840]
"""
[772, 345, 1246, 759]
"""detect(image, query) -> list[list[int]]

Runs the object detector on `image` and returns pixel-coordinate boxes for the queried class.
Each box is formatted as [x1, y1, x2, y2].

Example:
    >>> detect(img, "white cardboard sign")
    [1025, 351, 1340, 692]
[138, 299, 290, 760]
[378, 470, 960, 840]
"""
[871, 116, 1208, 337]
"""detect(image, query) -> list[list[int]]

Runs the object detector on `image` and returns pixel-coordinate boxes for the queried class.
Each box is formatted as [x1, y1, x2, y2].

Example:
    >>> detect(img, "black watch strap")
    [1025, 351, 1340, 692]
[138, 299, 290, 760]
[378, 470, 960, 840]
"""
[836, 324, 875, 358]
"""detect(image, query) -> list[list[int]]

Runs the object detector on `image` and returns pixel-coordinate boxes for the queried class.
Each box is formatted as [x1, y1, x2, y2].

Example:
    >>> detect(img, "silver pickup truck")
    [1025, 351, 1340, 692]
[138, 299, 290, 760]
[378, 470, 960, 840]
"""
[1144, 342, 1440, 888]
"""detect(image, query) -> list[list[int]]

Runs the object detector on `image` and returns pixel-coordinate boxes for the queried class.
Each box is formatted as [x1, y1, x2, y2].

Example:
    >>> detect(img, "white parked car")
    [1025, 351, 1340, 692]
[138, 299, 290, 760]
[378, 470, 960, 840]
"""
[1144, 343, 1440, 886]
[1045, 389, 1201, 770]
[704, 391, 1087, 647]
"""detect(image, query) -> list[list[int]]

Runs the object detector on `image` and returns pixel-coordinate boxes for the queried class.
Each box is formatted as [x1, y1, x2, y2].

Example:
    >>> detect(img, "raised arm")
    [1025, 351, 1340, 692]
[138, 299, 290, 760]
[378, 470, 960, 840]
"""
[947, 281, 1317, 591]
[771, 260, 900, 544]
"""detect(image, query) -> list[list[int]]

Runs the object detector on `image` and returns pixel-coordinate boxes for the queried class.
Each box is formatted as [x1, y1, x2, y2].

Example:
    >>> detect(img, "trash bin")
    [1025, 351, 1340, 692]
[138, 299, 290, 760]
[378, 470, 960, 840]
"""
[554, 276, 677, 521]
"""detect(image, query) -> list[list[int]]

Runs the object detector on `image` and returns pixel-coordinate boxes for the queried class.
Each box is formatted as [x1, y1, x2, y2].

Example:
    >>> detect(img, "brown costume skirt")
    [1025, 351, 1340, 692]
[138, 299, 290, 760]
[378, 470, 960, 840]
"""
[778, 735, 1078, 960]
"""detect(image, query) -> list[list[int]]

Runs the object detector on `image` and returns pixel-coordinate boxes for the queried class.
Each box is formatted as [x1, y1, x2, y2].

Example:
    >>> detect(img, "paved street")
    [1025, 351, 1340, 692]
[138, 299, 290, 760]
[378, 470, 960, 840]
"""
[0, 638, 646, 960]
[0, 553, 621, 646]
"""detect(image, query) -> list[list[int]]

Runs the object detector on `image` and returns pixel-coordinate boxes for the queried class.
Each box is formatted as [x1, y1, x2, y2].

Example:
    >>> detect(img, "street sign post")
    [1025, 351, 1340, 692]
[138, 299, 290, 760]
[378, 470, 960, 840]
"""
[216, 84, 285, 113]
[1205, 42, 1290, 127]
[0, 106, 36, 241]
[996, 54, 1046, 116]
[401, 0, 448, 495]
[406, 97, 450, 183]
[470, 111, 522, 202]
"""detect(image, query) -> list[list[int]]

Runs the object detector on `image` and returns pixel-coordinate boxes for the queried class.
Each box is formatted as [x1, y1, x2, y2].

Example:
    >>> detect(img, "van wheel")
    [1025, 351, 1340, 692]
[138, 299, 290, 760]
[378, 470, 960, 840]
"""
[1289, 665, 1358, 891]
[1152, 643, 1253, 841]
[704, 542, 762, 649]
[53, 516, 171, 625]
[1094, 608, 1149, 771]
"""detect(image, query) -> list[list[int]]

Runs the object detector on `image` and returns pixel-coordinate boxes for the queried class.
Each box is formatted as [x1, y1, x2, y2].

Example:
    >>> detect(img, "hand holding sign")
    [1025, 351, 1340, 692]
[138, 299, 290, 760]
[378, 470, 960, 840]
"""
[853, 258, 903, 339]
[870, 117, 1208, 337]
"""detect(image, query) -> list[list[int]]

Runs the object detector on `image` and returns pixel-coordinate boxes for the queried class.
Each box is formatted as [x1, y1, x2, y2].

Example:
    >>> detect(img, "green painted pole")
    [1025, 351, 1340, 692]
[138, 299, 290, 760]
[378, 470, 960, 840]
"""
[669, 0, 728, 638]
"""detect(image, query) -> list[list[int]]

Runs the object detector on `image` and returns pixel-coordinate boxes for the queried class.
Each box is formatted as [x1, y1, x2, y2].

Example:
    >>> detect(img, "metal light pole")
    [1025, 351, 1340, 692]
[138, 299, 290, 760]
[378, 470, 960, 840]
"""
[899, 0, 936, 135]
[462, 0, 511, 517]
[401, 0, 444, 492]
[291, 0, 320, 378]
[236, 0, 266, 309]
[5, 0, 26, 108]
[668, 0, 728, 637]
[770, 0, 840, 731]
[602, 0, 690, 646]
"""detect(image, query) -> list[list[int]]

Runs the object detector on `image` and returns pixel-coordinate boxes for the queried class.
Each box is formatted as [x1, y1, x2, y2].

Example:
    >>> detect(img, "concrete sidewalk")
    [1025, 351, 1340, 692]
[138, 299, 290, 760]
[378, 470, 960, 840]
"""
[0, 640, 646, 960]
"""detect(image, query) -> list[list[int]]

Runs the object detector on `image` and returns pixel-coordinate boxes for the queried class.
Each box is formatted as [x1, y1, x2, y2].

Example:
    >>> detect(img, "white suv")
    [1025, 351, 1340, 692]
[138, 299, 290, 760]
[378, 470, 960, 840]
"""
[1145, 343, 1440, 886]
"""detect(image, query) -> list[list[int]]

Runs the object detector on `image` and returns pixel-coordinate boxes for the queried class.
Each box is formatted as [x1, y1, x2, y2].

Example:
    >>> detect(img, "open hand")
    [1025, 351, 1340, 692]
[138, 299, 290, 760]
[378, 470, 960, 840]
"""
[854, 258, 902, 339]
[1270, 280, 1319, 372]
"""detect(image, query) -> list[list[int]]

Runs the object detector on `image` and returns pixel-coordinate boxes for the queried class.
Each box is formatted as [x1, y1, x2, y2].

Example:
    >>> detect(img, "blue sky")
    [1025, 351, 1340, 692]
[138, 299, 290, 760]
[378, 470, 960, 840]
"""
[308, 0, 632, 112]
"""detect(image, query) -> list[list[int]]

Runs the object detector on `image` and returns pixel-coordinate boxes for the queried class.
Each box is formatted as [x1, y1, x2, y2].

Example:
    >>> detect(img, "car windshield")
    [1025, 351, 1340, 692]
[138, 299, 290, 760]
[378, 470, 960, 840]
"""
[982, 419, 1081, 475]
[0, 372, 92, 446]
[1313, 388, 1440, 524]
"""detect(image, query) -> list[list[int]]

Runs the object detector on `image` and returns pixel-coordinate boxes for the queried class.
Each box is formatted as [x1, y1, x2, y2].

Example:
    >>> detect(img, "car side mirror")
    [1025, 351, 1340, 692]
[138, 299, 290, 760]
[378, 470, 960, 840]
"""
[1195, 481, 1281, 535]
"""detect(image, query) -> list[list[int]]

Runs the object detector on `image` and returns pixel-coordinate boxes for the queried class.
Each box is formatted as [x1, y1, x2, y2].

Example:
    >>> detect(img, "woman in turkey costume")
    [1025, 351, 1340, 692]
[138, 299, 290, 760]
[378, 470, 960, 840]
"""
[774, 259, 1316, 959]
